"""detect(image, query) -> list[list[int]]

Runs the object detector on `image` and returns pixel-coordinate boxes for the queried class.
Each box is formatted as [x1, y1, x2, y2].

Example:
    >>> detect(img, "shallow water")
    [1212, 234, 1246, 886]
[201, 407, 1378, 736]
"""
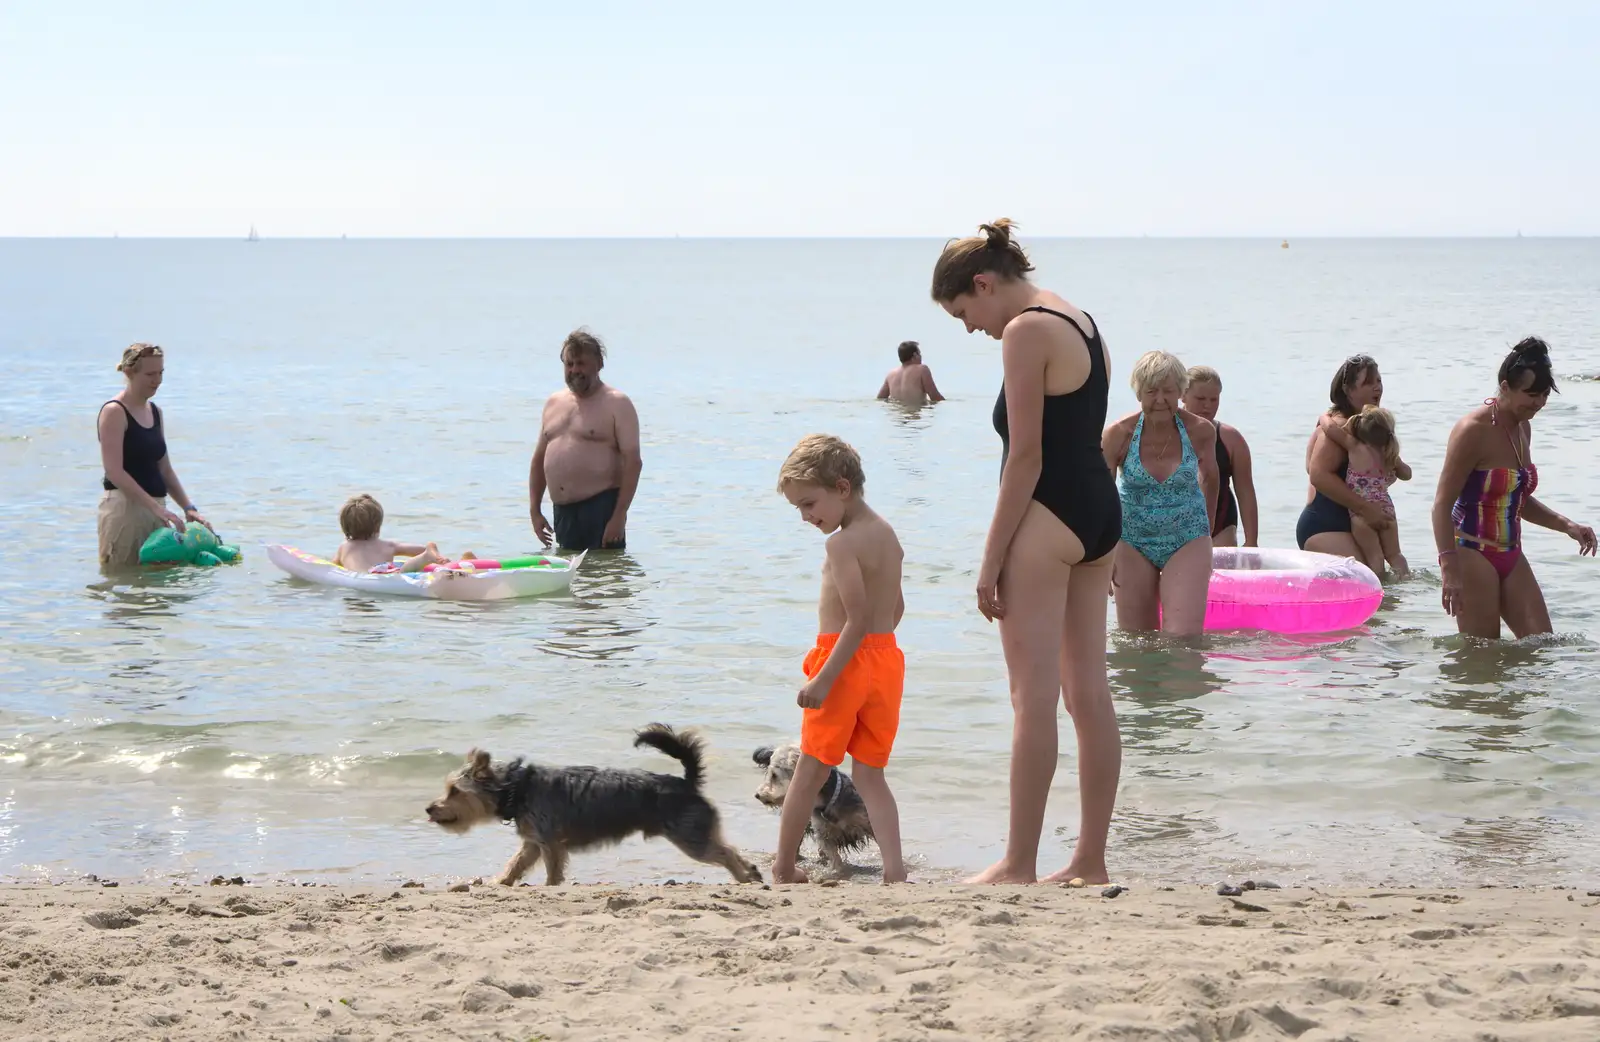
[2, 237, 1598, 887]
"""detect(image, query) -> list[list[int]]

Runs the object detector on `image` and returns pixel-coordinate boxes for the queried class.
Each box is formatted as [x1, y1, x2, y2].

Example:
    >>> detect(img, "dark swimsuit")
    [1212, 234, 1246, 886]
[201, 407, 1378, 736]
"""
[1295, 458, 1351, 549]
[1212, 428, 1238, 537]
[100, 400, 168, 498]
[552, 487, 623, 551]
[992, 306, 1122, 563]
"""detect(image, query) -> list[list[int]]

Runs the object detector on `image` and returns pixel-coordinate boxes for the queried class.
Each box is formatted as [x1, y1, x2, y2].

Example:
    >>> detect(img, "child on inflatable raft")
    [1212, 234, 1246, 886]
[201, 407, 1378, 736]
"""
[333, 494, 477, 575]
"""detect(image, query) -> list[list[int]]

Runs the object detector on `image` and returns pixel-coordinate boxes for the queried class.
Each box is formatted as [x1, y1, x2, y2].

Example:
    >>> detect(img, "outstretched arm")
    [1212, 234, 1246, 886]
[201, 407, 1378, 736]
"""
[1229, 430, 1260, 547]
[529, 399, 553, 546]
[602, 394, 643, 547]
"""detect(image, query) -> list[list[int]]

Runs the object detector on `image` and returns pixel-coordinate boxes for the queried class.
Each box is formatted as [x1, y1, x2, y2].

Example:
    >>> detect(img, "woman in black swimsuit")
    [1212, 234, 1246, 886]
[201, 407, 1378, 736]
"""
[96, 343, 214, 569]
[1180, 365, 1258, 547]
[1296, 354, 1392, 557]
[931, 219, 1121, 886]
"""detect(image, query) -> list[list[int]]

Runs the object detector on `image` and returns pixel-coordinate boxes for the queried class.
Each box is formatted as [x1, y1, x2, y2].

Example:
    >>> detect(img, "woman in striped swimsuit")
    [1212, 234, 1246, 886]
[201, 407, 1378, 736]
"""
[1432, 337, 1597, 638]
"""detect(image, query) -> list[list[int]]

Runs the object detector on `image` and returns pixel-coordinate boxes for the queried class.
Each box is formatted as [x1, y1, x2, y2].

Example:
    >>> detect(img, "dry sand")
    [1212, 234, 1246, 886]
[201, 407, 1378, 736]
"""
[3, 880, 1598, 1041]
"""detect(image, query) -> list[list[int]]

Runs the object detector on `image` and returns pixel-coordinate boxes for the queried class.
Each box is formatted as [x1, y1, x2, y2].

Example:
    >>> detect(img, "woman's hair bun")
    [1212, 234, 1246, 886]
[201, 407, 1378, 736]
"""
[1513, 336, 1550, 361]
[978, 219, 1017, 249]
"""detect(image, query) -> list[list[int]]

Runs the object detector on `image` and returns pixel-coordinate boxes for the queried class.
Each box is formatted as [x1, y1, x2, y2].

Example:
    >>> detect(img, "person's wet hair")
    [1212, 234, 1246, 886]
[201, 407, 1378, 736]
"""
[340, 493, 384, 541]
[562, 328, 607, 365]
[1329, 354, 1379, 417]
[897, 341, 920, 364]
[930, 219, 1035, 302]
[1498, 336, 1558, 396]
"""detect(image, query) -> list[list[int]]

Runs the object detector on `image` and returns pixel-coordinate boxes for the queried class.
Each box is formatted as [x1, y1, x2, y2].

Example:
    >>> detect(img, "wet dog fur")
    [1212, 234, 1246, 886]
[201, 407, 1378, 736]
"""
[752, 742, 875, 876]
[426, 723, 762, 886]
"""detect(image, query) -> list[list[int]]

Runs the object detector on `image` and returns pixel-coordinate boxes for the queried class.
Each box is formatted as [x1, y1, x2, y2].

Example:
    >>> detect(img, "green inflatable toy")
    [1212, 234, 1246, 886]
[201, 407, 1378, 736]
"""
[138, 521, 242, 568]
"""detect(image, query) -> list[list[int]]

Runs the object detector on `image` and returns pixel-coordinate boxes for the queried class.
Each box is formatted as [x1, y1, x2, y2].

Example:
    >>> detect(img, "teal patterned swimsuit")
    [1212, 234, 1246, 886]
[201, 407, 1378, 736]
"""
[1118, 414, 1212, 569]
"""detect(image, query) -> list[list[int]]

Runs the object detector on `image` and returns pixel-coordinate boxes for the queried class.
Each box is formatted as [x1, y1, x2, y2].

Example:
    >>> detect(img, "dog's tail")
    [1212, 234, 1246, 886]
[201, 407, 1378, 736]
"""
[634, 723, 705, 790]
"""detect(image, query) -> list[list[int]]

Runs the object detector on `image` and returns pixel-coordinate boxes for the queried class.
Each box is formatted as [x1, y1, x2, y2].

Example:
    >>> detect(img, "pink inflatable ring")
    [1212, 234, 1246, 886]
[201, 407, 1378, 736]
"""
[1204, 547, 1383, 634]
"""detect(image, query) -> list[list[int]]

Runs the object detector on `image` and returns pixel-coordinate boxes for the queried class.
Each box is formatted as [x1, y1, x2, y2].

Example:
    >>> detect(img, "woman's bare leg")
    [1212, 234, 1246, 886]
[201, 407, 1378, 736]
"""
[966, 503, 1077, 885]
[1304, 531, 1363, 560]
[1452, 548, 1503, 639]
[1156, 536, 1213, 636]
[1041, 553, 1119, 885]
[1499, 554, 1553, 638]
[1111, 542, 1160, 632]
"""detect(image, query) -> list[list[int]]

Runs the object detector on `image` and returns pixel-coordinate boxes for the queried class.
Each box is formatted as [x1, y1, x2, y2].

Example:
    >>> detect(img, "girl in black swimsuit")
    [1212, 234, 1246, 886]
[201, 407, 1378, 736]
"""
[930, 219, 1121, 888]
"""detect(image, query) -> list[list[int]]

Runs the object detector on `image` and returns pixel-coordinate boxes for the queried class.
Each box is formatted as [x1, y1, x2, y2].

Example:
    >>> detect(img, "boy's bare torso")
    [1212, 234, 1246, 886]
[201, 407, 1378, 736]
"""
[816, 511, 905, 635]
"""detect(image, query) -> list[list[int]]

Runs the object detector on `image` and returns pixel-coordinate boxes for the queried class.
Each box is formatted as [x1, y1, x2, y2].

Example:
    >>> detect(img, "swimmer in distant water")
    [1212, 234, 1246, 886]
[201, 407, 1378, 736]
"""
[876, 341, 945, 406]
[1433, 338, 1596, 639]
[1180, 366, 1258, 547]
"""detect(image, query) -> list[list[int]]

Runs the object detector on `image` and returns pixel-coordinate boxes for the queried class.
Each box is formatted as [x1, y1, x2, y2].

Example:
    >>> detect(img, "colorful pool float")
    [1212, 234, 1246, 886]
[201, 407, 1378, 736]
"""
[265, 545, 585, 601]
[1203, 547, 1383, 634]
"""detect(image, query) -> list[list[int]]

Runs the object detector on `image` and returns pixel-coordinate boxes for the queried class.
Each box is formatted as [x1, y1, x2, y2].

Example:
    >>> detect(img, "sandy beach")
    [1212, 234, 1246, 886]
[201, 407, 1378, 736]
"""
[3, 881, 1598, 1041]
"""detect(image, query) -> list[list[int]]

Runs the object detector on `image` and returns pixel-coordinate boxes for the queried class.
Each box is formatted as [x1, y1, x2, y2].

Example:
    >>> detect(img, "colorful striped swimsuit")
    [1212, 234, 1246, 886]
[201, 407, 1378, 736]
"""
[1453, 404, 1538, 581]
[1453, 464, 1538, 579]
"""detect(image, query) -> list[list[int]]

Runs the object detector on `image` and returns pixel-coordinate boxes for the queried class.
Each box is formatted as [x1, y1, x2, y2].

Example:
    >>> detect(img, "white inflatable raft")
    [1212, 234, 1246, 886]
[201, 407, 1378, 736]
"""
[265, 544, 585, 601]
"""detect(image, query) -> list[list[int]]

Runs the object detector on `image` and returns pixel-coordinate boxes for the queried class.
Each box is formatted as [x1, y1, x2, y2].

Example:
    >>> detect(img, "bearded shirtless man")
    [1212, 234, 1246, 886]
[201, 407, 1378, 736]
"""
[530, 329, 642, 551]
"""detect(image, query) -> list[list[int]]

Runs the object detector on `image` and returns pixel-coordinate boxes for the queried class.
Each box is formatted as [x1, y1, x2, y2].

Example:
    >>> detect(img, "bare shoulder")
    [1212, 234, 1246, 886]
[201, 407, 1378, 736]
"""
[1106, 410, 1140, 435]
[1219, 421, 1249, 449]
[1448, 410, 1488, 444]
[603, 384, 635, 407]
[1180, 409, 1216, 441]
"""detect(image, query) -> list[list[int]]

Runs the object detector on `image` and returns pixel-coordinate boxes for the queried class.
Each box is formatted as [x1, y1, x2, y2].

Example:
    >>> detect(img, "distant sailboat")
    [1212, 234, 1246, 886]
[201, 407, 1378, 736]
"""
[247, 225, 260, 242]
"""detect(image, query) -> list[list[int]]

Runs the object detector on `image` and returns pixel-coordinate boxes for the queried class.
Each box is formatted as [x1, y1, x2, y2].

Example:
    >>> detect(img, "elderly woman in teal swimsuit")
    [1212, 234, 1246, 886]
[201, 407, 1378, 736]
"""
[1102, 351, 1219, 635]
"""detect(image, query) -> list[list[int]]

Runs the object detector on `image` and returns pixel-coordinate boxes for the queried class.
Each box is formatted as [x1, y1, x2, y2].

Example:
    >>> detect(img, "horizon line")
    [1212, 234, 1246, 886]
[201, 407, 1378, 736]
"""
[3, 233, 1596, 242]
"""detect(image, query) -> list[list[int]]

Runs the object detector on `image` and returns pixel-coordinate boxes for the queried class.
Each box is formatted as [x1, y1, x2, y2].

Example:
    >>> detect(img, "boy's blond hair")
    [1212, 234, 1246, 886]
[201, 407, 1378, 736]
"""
[340, 493, 384, 540]
[777, 434, 866, 494]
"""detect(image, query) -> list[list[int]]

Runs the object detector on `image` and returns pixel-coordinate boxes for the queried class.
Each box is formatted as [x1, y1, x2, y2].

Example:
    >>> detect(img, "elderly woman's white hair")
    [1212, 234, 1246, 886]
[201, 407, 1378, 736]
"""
[1129, 350, 1189, 396]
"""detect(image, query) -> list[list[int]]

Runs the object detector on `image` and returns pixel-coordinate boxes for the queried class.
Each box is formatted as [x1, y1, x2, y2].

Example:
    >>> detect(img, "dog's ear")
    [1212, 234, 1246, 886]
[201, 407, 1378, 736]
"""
[465, 748, 492, 778]
[752, 746, 773, 767]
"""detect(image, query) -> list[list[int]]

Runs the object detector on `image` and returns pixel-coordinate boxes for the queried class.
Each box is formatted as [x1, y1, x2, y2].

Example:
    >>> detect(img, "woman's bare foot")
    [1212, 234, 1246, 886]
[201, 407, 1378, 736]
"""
[964, 859, 1036, 885]
[770, 865, 810, 884]
[1041, 862, 1110, 886]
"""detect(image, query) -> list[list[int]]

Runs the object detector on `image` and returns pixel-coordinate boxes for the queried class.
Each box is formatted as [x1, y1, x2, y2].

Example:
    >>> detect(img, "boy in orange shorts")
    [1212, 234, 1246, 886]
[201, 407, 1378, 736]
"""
[774, 434, 906, 884]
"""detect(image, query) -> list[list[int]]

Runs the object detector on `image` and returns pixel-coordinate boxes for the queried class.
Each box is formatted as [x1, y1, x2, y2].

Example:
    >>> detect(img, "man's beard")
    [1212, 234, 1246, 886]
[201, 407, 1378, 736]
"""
[566, 373, 591, 394]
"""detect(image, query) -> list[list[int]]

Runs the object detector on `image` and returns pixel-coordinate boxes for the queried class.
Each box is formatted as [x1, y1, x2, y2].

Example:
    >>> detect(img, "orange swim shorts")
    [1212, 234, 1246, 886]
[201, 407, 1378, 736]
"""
[800, 633, 904, 769]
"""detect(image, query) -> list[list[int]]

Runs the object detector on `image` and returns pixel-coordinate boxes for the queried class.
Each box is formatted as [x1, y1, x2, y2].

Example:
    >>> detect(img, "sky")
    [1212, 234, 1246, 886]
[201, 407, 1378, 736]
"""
[1, 2, 1596, 237]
